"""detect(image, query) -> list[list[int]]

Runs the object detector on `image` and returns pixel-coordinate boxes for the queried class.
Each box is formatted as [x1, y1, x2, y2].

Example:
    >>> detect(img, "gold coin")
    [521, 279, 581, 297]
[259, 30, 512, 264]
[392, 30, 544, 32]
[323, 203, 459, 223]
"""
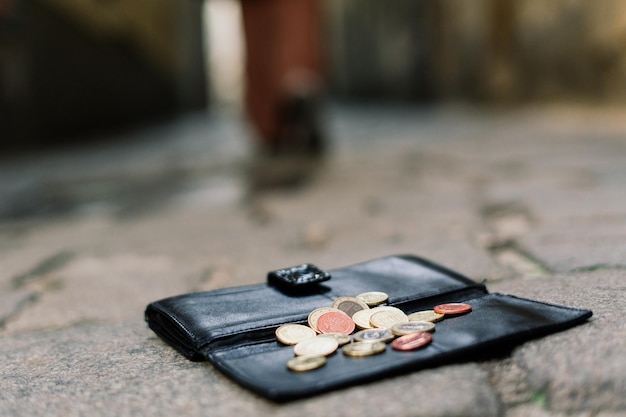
[352, 309, 375, 329]
[342, 341, 386, 357]
[293, 335, 339, 356]
[356, 291, 389, 307]
[352, 306, 400, 329]
[407, 310, 445, 323]
[353, 328, 395, 344]
[275, 324, 317, 345]
[391, 321, 435, 336]
[370, 308, 408, 329]
[308, 307, 346, 333]
[287, 355, 327, 372]
[317, 332, 351, 346]
[332, 296, 370, 318]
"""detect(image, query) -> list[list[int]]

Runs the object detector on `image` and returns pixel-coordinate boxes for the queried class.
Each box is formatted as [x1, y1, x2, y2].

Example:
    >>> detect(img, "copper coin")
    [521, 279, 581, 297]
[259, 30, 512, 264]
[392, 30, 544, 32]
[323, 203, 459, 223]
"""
[308, 307, 345, 333]
[332, 296, 370, 318]
[391, 332, 433, 351]
[433, 303, 472, 315]
[317, 311, 356, 335]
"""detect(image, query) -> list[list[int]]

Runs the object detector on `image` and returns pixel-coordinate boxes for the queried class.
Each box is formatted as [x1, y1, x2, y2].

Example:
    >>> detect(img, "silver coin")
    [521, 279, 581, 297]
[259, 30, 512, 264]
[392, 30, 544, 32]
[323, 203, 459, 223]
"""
[353, 328, 395, 343]
[391, 321, 435, 336]
[356, 291, 389, 307]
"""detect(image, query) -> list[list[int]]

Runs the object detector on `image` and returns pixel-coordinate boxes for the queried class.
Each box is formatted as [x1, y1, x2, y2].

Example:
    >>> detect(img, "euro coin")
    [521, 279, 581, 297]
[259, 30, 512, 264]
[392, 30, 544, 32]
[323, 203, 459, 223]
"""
[332, 296, 369, 317]
[317, 311, 356, 335]
[352, 309, 375, 329]
[391, 332, 433, 351]
[407, 310, 444, 323]
[353, 306, 402, 329]
[294, 335, 339, 356]
[342, 341, 386, 357]
[308, 307, 345, 333]
[353, 328, 395, 344]
[370, 308, 408, 329]
[356, 291, 389, 307]
[433, 303, 472, 315]
[275, 324, 317, 345]
[391, 321, 435, 336]
[317, 332, 351, 346]
[287, 355, 327, 372]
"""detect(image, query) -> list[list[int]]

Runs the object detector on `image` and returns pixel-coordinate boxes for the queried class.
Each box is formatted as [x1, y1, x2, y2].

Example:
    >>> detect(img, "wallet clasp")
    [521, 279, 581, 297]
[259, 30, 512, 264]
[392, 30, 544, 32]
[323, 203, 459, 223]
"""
[267, 263, 331, 290]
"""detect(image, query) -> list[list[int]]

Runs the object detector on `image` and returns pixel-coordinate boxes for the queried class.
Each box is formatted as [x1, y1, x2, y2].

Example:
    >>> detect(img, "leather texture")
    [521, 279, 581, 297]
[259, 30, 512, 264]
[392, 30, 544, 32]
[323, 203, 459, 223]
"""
[145, 254, 592, 401]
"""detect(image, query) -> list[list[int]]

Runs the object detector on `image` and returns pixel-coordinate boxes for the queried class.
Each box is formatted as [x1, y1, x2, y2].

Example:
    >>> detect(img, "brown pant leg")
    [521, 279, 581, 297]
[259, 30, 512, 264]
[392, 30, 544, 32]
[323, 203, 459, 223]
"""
[240, 0, 323, 147]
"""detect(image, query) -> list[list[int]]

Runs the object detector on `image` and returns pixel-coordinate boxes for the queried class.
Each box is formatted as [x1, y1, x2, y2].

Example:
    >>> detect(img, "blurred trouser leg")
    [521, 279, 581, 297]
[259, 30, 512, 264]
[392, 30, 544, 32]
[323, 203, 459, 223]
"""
[241, 0, 325, 156]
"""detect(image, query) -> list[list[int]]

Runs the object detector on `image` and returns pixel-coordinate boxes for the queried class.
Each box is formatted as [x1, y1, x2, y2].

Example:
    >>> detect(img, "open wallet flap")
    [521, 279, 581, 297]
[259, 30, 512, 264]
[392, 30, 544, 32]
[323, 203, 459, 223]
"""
[145, 254, 592, 401]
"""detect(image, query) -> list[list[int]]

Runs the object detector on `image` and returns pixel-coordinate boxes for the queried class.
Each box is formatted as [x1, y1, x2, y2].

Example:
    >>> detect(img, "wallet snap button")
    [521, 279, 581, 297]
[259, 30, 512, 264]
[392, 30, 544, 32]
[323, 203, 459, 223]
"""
[267, 263, 331, 290]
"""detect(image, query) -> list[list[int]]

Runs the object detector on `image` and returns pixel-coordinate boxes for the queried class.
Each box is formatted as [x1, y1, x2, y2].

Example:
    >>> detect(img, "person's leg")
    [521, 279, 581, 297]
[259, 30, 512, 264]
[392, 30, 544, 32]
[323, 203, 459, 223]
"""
[240, 0, 324, 155]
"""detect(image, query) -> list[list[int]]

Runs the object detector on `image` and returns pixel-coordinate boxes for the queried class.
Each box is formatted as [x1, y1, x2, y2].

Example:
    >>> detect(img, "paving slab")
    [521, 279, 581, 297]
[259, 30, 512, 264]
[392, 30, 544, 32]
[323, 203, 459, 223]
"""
[0, 321, 501, 417]
[489, 269, 626, 414]
[1, 104, 626, 416]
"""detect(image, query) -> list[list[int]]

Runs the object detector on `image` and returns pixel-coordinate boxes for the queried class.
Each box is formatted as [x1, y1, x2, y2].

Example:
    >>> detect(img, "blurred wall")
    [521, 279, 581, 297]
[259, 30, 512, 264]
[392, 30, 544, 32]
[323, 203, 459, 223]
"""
[0, 0, 207, 147]
[325, 0, 626, 103]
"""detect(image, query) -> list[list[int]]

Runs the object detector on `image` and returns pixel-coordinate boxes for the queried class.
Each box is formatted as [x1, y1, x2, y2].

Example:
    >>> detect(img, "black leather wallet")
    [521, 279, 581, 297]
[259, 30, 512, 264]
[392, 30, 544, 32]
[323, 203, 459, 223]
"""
[145, 254, 592, 402]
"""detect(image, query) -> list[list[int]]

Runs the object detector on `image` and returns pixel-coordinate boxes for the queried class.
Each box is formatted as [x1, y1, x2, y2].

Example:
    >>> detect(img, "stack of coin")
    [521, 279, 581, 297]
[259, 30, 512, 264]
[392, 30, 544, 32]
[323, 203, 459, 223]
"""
[308, 307, 345, 333]
[369, 307, 408, 329]
[277, 292, 472, 372]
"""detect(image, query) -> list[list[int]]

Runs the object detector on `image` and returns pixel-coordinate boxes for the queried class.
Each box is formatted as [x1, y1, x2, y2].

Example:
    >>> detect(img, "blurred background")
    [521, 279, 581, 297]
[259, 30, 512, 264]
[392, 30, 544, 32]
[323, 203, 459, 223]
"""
[2, 0, 626, 216]
[4, 0, 626, 145]
[3, 4, 626, 411]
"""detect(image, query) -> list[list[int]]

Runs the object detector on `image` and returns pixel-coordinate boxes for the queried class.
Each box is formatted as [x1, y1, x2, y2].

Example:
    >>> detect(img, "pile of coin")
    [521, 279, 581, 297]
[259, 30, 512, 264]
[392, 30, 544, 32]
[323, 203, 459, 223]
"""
[276, 291, 472, 372]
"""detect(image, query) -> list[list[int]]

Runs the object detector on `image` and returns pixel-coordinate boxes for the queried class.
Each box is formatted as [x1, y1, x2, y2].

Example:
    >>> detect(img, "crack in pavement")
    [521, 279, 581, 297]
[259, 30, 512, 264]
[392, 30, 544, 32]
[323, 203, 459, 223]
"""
[0, 291, 39, 331]
[569, 264, 626, 273]
[12, 251, 74, 288]
[2, 251, 74, 333]
[479, 201, 551, 278]
[487, 239, 552, 278]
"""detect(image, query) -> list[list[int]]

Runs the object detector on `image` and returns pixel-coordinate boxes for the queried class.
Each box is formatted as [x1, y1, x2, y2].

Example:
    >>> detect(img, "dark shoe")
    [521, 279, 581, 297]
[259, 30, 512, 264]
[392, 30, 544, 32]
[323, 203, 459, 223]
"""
[248, 88, 328, 192]
[272, 87, 326, 158]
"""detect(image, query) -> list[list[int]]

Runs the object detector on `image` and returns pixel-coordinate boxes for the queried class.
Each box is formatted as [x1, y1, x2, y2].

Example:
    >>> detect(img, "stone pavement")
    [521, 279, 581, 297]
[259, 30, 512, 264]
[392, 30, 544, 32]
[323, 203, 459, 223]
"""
[1, 104, 625, 417]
